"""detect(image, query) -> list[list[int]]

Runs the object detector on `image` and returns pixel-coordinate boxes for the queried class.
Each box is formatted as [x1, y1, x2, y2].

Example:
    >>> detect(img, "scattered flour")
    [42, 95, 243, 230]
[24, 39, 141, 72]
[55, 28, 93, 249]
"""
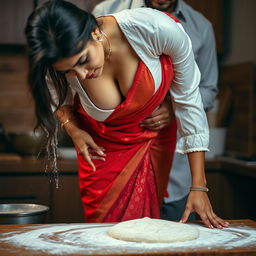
[0, 223, 256, 255]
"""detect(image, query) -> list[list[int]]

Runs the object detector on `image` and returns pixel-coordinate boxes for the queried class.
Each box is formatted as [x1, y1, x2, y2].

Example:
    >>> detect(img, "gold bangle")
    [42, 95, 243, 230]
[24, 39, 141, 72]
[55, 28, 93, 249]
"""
[190, 186, 209, 192]
[61, 119, 73, 129]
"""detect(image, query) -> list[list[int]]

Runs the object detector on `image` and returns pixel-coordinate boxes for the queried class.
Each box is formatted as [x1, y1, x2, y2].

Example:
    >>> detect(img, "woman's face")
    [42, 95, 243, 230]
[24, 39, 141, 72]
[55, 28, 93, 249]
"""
[53, 31, 105, 80]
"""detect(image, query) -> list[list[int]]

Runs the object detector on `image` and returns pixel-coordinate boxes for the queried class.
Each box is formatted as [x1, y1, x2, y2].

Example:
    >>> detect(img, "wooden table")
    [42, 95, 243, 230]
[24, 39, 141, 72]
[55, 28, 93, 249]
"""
[0, 220, 256, 256]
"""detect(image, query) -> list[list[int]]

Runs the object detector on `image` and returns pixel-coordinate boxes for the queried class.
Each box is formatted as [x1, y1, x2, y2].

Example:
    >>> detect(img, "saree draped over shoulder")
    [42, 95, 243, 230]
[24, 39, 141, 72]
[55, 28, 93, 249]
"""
[74, 55, 177, 223]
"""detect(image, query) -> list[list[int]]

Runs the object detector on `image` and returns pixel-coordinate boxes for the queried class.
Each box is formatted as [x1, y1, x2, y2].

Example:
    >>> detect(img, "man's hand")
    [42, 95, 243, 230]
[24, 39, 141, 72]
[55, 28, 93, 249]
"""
[140, 97, 174, 130]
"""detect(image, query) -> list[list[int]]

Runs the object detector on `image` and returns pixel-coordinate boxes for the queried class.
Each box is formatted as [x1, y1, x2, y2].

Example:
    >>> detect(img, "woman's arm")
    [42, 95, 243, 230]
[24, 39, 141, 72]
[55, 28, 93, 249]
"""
[47, 74, 106, 171]
[144, 9, 228, 228]
[180, 151, 229, 229]
[55, 105, 106, 171]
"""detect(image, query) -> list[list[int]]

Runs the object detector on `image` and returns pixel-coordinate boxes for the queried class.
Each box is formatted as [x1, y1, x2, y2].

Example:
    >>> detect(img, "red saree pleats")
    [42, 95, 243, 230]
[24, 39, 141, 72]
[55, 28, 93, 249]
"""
[74, 55, 177, 223]
[103, 146, 160, 222]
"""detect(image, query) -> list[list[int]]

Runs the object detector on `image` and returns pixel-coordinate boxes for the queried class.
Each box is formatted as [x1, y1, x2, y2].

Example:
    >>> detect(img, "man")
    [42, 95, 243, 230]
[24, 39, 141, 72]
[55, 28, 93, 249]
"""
[92, 0, 218, 221]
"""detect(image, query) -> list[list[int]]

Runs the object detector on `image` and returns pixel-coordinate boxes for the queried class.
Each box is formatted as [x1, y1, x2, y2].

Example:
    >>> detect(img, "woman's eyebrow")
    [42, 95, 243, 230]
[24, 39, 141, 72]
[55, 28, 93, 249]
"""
[56, 54, 86, 73]
[73, 56, 83, 67]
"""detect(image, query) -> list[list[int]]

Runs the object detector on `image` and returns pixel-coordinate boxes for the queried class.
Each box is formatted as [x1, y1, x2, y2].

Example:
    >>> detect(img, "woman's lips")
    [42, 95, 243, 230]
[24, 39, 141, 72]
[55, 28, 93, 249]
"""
[87, 70, 97, 79]
[86, 68, 101, 79]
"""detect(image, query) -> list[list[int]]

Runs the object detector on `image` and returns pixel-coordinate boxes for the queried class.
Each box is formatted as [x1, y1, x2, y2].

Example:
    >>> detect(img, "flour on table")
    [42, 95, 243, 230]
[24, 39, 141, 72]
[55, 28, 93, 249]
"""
[107, 217, 199, 243]
[0, 222, 256, 255]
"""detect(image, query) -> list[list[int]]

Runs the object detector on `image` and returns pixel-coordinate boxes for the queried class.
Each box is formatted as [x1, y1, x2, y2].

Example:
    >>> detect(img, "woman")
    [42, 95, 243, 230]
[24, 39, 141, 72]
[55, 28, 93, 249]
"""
[25, 1, 228, 228]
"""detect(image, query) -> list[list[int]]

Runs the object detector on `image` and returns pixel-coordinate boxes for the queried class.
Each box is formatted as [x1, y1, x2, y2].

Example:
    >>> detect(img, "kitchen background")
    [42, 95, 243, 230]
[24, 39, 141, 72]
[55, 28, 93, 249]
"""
[0, 0, 255, 223]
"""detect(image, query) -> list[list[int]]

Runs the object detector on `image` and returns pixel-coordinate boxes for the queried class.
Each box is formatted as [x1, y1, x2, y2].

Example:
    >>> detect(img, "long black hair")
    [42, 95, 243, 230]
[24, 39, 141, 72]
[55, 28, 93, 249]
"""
[24, 0, 98, 181]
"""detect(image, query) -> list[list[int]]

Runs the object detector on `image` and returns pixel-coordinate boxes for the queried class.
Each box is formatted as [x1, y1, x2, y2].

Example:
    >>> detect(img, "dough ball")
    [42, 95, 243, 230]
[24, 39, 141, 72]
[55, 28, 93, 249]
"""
[107, 217, 199, 243]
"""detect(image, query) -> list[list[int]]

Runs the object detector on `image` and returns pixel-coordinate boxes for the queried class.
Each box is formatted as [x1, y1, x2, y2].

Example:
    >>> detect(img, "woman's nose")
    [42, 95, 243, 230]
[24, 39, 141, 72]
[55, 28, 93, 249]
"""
[75, 67, 87, 80]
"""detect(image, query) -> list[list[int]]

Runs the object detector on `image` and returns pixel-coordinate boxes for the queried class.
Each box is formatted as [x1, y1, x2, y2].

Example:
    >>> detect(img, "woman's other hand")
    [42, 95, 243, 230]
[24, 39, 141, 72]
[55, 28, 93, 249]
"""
[140, 96, 174, 130]
[180, 191, 230, 229]
[56, 106, 105, 171]
[65, 122, 105, 171]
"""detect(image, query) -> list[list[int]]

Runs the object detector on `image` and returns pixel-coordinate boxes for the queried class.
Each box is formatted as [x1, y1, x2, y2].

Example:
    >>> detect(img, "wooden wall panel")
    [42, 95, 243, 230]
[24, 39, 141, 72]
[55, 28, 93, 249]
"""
[0, 53, 36, 133]
[218, 62, 256, 158]
[37, 0, 103, 12]
[184, 0, 224, 54]
[0, 0, 33, 44]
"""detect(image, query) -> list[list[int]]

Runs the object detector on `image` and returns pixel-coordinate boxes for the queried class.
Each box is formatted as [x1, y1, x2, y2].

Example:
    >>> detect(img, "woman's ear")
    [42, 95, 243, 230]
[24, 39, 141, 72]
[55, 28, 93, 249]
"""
[91, 27, 102, 41]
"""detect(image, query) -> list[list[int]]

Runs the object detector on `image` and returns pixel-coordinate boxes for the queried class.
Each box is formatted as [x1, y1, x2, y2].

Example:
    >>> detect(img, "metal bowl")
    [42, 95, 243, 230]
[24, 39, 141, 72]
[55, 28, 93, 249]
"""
[7, 131, 46, 156]
[58, 147, 77, 159]
[0, 203, 49, 224]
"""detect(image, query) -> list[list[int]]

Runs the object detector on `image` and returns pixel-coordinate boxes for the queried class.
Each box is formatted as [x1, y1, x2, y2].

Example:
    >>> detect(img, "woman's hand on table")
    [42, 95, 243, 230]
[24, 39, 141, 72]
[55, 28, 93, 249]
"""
[180, 191, 230, 229]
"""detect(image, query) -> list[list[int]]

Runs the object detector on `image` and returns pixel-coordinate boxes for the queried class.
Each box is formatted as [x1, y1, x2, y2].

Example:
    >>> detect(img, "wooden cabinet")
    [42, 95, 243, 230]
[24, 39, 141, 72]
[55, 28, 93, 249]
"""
[0, 158, 84, 223]
[0, 175, 50, 205]
[206, 160, 256, 221]
[0, 174, 51, 222]
[1, 158, 255, 223]
[50, 174, 84, 223]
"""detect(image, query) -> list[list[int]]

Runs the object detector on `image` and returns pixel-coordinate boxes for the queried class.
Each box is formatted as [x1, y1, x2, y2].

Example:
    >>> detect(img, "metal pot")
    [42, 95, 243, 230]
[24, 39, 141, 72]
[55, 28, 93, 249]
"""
[7, 131, 46, 156]
[0, 203, 49, 224]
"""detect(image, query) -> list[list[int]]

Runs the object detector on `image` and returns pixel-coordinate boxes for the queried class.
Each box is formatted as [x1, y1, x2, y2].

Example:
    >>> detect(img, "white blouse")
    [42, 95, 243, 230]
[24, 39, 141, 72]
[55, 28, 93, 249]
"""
[48, 8, 209, 153]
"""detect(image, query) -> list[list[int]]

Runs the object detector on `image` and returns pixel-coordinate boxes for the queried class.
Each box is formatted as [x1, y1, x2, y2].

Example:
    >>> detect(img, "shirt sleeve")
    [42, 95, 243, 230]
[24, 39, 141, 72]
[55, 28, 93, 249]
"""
[197, 22, 218, 112]
[92, 2, 107, 17]
[46, 75, 74, 112]
[152, 10, 209, 153]
[92, 0, 123, 17]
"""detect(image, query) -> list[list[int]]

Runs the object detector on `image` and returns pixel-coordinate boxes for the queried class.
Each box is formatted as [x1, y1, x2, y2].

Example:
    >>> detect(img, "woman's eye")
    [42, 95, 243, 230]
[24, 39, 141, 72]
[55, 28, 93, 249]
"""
[78, 58, 89, 65]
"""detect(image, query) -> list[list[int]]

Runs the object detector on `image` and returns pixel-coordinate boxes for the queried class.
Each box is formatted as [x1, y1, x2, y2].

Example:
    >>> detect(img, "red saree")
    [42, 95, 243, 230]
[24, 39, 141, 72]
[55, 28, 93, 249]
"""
[74, 54, 177, 223]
